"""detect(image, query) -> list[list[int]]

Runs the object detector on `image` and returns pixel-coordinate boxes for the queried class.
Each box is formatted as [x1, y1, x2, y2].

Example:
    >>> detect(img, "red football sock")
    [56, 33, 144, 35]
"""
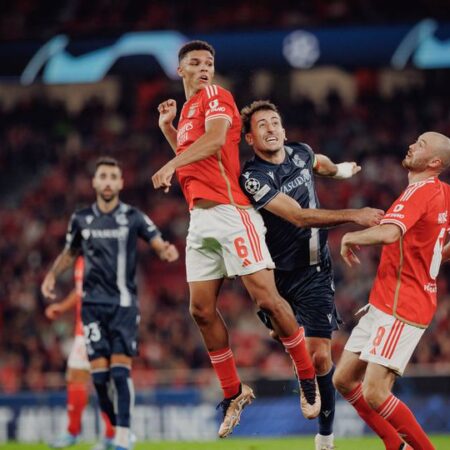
[209, 347, 241, 399]
[67, 382, 88, 436]
[279, 327, 315, 380]
[377, 394, 435, 450]
[344, 384, 403, 450]
[101, 411, 115, 439]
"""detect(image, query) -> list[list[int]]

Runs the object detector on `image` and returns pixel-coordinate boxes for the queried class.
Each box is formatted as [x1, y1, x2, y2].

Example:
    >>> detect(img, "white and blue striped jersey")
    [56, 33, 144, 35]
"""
[65, 202, 160, 306]
[240, 142, 330, 270]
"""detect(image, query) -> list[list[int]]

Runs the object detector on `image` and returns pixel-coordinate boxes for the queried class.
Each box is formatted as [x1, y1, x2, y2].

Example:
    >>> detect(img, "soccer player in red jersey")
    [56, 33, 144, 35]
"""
[152, 40, 320, 437]
[333, 131, 450, 450]
[45, 257, 115, 450]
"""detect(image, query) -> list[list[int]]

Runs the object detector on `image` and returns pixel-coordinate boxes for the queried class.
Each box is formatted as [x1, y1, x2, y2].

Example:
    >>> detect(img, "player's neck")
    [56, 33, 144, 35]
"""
[255, 147, 286, 164]
[184, 82, 205, 100]
[96, 197, 120, 213]
[408, 170, 437, 184]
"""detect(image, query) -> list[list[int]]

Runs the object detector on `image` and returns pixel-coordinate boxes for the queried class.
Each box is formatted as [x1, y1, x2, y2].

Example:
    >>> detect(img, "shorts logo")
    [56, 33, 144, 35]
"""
[245, 178, 260, 195]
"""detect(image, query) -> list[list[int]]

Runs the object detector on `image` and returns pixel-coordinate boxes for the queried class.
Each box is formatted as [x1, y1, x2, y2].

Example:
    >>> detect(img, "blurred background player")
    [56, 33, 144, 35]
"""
[334, 131, 450, 450]
[152, 40, 321, 437]
[42, 157, 179, 450]
[239, 100, 384, 450]
[45, 256, 115, 450]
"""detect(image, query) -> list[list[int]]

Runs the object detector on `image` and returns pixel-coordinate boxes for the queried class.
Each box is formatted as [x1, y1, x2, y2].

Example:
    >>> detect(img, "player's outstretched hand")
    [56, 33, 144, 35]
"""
[160, 242, 179, 262]
[158, 99, 177, 129]
[354, 207, 385, 227]
[41, 272, 56, 300]
[45, 304, 64, 320]
[334, 162, 361, 179]
[152, 162, 175, 193]
[341, 235, 361, 267]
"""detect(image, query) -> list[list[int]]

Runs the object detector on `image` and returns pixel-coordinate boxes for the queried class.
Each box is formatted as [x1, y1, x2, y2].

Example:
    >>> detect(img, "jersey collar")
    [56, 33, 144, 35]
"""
[92, 201, 123, 216]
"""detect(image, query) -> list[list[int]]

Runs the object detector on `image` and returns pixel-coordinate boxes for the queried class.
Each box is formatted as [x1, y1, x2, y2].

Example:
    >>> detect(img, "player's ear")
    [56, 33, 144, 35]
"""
[245, 133, 254, 146]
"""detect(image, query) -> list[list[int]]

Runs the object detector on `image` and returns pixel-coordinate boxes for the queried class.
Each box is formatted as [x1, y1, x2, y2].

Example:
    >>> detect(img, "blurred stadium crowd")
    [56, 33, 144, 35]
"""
[1, 0, 450, 41]
[1, 67, 450, 393]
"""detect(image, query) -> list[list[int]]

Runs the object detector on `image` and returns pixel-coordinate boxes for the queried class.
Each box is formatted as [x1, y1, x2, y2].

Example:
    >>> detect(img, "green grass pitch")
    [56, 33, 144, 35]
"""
[4, 435, 450, 449]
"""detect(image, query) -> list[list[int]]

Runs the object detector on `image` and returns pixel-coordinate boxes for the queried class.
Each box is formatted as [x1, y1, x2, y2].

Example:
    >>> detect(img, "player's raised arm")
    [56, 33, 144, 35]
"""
[41, 248, 78, 300]
[158, 99, 178, 153]
[263, 191, 384, 228]
[314, 154, 361, 179]
[152, 117, 229, 192]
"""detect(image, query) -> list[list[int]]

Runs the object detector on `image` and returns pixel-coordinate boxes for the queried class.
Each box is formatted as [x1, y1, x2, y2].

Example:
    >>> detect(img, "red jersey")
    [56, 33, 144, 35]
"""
[370, 177, 450, 327]
[176, 84, 250, 209]
[74, 256, 84, 336]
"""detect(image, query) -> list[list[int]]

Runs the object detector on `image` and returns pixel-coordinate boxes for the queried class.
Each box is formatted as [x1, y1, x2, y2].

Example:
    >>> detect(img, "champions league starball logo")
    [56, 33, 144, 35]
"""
[245, 178, 260, 195]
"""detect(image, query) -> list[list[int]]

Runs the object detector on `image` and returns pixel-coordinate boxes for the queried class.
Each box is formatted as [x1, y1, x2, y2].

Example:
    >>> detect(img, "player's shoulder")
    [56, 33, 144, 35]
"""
[285, 141, 314, 156]
[200, 84, 233, 101]
[116, 202, 142, 219]
[72, 205, 95, 220]
[241, 156, 266, 175]
[400, 177, 439, 202]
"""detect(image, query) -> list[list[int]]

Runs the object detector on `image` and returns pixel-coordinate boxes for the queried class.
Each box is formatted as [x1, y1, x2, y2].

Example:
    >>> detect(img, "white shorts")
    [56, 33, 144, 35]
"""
[67, 335, 91, 371]
[186, 204, 275, 282]
[344, 305, 425, 375]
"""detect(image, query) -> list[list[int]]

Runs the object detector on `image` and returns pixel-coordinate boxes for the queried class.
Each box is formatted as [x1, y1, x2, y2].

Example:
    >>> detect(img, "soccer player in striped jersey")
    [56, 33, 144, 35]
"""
[334, 131, 450, 450]
[239, 100, 384, 450]
[152, 40, 321, 437]
[42, 157, 179, 450]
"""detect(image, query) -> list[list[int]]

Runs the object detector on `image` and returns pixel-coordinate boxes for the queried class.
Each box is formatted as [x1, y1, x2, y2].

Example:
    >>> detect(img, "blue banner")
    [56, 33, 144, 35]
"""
[0, 389, 449, 442]
[1, 19, 450, 85]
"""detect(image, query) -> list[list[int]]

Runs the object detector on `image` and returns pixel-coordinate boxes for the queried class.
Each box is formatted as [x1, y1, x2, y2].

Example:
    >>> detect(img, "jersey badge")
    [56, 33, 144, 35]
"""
[292, 154, 306, 168]
[116, 213, 129, 226]
[245, 178, 260, 195]
[85, 215, 94, 225]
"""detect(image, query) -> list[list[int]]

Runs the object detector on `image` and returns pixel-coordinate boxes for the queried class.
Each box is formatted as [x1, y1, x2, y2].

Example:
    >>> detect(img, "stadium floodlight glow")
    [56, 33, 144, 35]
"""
[282, 30, 320, 69]
[21, 31, 188, 85]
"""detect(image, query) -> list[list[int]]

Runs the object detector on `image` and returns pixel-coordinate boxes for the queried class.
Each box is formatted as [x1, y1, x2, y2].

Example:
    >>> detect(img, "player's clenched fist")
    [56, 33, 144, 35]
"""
[158, 99, 177, 128]
[152, 162, 175, 193]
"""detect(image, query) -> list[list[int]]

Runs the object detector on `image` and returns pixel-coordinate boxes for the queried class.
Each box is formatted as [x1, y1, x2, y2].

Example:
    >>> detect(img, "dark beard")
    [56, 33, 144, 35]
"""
[100, 193, 115, 203]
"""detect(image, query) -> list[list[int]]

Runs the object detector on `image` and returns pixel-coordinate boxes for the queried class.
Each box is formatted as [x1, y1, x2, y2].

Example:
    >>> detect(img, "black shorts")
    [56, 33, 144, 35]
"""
[258, 261, 341, 339]
[81, 303, 140, 360]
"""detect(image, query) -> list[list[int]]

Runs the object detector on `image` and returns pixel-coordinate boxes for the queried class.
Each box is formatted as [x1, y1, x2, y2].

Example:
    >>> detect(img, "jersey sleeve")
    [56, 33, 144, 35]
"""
[239, 169, 279, 210]
[136, 210, 161, 242]
[201, 85, 235, 126]
[65, 213, 82, 251]
[381, 183, 430, 234]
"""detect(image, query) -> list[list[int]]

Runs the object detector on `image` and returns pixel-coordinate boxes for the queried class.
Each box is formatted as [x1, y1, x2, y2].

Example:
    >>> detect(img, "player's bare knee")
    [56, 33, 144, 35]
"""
[257, 298, 282, 317]
[189, 302, 215, 326]
[332, 368, 350, 395]
[362, 383, 384, 409]
[312, 350, 331, 375]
